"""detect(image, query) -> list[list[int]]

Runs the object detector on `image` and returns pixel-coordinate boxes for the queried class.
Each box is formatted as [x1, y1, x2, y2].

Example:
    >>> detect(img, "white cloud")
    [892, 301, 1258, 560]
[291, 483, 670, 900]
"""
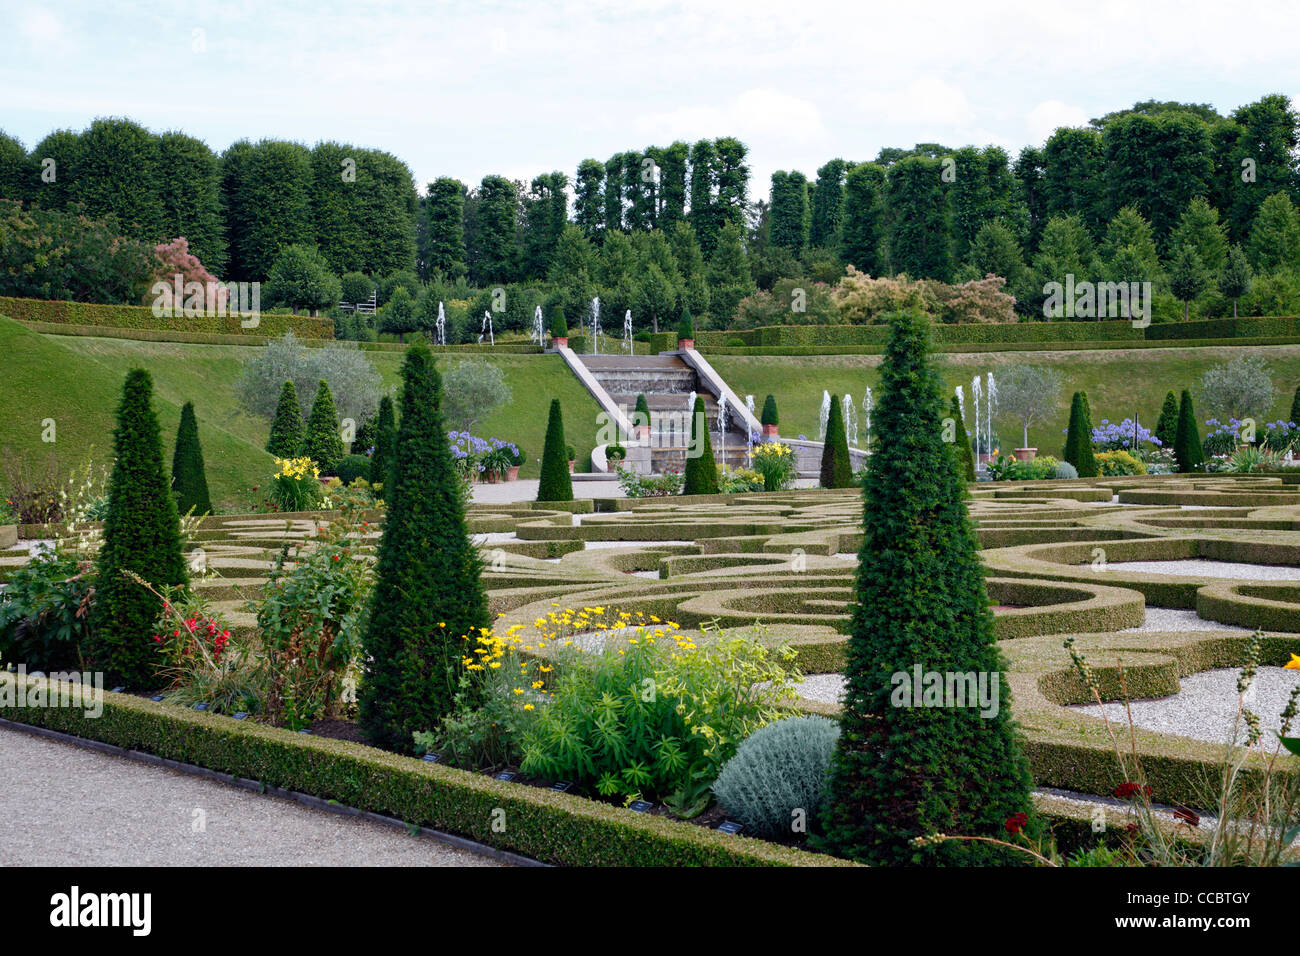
[1025, 100, 1091, 145]
[19, 9, 64, 43]
[633, 89, 826, 143]
[857, 77, 976, 128]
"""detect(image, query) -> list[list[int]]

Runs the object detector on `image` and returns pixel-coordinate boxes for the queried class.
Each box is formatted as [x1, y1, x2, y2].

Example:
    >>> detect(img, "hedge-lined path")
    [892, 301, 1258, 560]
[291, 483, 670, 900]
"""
[0, 726, 503, 867]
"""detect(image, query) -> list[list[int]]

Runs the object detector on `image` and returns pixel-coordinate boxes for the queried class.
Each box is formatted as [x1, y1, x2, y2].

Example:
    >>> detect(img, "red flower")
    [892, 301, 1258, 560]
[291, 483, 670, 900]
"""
[1004, 812, 1029, 835]
[1173, 807, 1200, 828]
[1113, 782, 1152, 799]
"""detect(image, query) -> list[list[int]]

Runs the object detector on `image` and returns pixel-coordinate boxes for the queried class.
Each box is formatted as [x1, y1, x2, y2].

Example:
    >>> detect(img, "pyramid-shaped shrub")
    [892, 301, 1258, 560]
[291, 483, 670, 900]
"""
[537, 399, 573, 502]
[266, 380, 304, 457]
[817, 312, 1037, 865]
[948, 394, 976, 482]
[301, 379, 345, 475]
[1174, 389, 1205, 472]
[682, 395, 719, 495]
[1061, 391, 1097, 478]
[171, 401, 212, 516]
[820, 397, 853, 488]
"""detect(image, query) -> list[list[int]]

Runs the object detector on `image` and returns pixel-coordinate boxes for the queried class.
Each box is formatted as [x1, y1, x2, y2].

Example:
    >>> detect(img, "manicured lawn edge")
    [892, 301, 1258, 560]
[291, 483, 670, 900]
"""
[0, 678, 850, 867]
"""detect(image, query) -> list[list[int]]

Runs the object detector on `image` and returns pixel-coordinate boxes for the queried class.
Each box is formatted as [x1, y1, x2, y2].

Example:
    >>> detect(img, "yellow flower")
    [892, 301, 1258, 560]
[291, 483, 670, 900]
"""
[523, 703, 535, 711]
[1286, 653, 1300, 670]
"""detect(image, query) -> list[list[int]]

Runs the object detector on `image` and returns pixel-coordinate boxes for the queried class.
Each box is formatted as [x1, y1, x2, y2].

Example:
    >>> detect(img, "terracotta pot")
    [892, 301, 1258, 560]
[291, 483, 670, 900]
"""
[677, 338, 694, 350]
[1014, 447, 1037, 462]
[607, 456, 625, 470]
[762, 424, 779, 438]
[486, 471, 499, 484]
[635, 425, 650, 441]
[553, 336, 568, 349]
[507, 465, 520, 481]
[568, 460, 575, 473]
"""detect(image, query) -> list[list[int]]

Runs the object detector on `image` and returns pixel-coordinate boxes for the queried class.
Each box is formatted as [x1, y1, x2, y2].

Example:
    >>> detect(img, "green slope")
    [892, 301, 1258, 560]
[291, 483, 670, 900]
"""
[713, 344, 1300, 454]
[28, 332, 606, 503]
[0, 316, 274, 512]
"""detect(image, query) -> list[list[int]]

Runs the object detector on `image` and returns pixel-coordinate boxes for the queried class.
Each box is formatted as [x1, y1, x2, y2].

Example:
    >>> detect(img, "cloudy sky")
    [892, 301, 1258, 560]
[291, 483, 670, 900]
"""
[4, 0, 1299, 199]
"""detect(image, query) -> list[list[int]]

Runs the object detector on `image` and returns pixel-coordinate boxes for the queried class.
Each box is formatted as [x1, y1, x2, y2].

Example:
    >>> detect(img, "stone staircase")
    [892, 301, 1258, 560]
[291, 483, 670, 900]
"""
[576, 353, 755, 472]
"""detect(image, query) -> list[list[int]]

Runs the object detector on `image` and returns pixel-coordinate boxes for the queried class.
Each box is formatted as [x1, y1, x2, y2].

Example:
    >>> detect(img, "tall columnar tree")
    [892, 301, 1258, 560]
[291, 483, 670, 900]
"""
[422, 176, 467, 280]
[91, 370, 188, 688]
[370, 394, 396, 497]
[266, 380, 304, 457]
[1291, 384, 1300, 427]
[301, 379, 345, 475]
[358, 345, 490, 751]
[171, 401, 212, 517]
[886, 157, 953, 281]
[634, 393, 652, 431]
[1174, 389, 1205, 473]
[769, 170, 810, 253]
[1168, 244, 1208, 320]
[761, 394, 779, 429]
[1218, 244, 1253, 318]
[948, 394, 976, 482]
[537, 399, 573, 502]
[1155, 390, 1180, 449]
[820, 397, 853, 489]
[682, 395, 719, 495]
[817, 312, 1037, 865]
[1061, 391, 1098, 478]
[840, 162, 886, 274]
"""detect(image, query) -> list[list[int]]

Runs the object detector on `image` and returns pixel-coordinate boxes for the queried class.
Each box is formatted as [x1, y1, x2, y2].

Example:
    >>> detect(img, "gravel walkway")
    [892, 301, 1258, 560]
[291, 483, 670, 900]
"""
[0, 727, 503, 867]
[1073, 666, 1300, 748]
[1118, 607, 1251, 634]
[1104, 559, 1300, 580]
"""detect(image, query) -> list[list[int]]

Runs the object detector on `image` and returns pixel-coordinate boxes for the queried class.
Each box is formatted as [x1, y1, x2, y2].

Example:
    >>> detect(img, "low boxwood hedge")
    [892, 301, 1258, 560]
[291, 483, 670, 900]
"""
[1, 295, 333, 339]
[0, 678, 844, 867]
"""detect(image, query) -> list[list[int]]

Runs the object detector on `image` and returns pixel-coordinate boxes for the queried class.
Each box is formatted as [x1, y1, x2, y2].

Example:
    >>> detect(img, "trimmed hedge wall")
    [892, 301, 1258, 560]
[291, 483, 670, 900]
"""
[0, 295, 333, 339]
[0, 679, 844, 867]
[1145, 315, 1300, 340]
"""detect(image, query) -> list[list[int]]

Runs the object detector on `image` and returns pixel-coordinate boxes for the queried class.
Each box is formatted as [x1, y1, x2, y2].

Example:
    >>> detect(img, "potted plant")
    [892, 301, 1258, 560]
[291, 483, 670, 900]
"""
[482, 445, 514, 483]
[605, 443, 627, 468]
[760, 394, 779, 438]
[548, 304, 569, 349]
[676, 308, 695, 350]
[566, 444, 577, 474]
[507, 443, 524, 481]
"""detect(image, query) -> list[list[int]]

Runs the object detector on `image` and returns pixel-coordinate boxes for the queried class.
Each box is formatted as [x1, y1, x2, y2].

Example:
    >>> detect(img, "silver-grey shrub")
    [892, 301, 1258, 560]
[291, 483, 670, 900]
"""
[1053, 461, 1078, 479]
[237, 332, 384, 426]
[1199, 355, 1276, 424]
[711, 715, 840, 837]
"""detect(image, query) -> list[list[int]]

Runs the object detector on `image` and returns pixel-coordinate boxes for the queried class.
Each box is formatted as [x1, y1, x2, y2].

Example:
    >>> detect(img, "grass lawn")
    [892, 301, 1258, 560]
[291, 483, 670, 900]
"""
[712, 344, 1300, 453]
[2, 319, 606, 512]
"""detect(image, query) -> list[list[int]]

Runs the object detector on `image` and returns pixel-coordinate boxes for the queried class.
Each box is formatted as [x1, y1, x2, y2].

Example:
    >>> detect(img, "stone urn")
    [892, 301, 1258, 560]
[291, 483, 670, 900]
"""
[1014, 448, 1037, 462]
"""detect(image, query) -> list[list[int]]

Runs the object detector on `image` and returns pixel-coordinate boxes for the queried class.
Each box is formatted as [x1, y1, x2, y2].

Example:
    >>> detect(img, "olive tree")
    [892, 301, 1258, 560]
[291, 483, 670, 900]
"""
[236, 332, 383, 427]
[1199, 355, 1276, 424]
[994, 364, 1063, 450]
[439, 359, 513, 433]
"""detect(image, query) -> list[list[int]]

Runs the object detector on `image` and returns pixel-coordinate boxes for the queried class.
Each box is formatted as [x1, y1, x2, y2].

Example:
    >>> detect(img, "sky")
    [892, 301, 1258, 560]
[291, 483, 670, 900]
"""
[4, 0, 1300, 200]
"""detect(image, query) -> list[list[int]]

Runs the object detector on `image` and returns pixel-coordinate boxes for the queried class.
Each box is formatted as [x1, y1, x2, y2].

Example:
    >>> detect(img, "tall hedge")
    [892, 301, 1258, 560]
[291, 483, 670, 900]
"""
[370, 394, 396, 497]
[1291, 384, 1300, 427]
[819, 397, 853, 488]
[1154, 390, 1180, 449]
[817, 312, 1037, 865]
[948, 394, 976, 483]
[1061, 391, 1097, 478]
[266, 380, 304, 457]
[91, 369, 188, 688]
[359, 345, 490, 752]
[682, 395, 719, 495]
[677, 307, 694, 341]
[761, 394, 779, 427]
[301, 379, 345, 475]
[537, 399, 573, 501]
[1174, 389, 1205, 472]
[171, 401, 212, 516]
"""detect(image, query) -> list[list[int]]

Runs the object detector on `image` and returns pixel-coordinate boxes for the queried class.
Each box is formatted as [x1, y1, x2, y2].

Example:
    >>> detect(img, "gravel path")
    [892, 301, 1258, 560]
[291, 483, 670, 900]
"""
[0, 727, 503, 867]
[1104, 559, 1300, 580]
[472, 478, 623, 504]
[1073, 666, 1300, 748]
[1118, 607, 1251, 634]
[795, 673, 846, 704]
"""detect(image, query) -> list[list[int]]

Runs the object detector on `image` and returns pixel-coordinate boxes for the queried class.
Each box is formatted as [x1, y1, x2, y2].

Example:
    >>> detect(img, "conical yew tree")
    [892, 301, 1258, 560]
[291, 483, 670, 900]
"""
[820, 397, 853, 488]
[370, 394, 396, 497]
[1174, 389, 1205, 472]
[1154, 391, 1179, 449]
[171, 401, 212, 516]
[266, 380, 304, 457]
[91, 369, 188, 688]
[537, 399, 573, 502]
[301, 379, 345, 475]
[359, 345, 490, 752]
[682, 395, 719, 495]
[817, 312, 1037, 865]
[1062, 392, 1097, 478]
